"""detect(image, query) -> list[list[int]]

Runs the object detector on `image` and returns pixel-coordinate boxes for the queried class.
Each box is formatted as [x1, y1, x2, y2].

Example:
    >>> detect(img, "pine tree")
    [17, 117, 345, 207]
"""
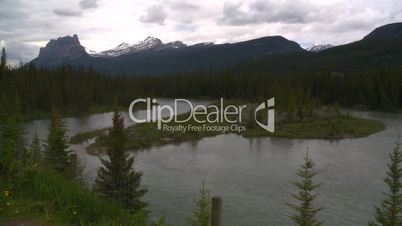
[44, 111, 71, 174]
[288, 150, 323, 226]
[0, 95, 24, 182]
[0, 47, 6, 71]
[188, 181, 211, 226]
[369, 139, 402, 226]
[95, 111, 148, 213]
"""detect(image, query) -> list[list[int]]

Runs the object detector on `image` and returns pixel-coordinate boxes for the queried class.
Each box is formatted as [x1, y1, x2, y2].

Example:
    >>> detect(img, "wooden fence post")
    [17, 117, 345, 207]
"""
[211, 196, 222, 226]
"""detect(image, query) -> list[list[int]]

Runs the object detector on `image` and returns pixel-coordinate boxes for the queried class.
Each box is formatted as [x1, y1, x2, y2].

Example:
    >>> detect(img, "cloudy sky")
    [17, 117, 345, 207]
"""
[0, 0, 401, 63]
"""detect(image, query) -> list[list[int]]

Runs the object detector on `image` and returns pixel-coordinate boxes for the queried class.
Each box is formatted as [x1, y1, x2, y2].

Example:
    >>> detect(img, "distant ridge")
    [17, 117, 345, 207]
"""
[363, 22, 402, 40]
[31, 35, 304, 75]
[229, 22, 402, 74]
[31, 22, 402, 76]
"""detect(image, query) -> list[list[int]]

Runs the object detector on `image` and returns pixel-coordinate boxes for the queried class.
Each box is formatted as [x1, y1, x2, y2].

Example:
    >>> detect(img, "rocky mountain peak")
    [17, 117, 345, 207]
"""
[306, 44, 334, 52]
[94, 36, 187, 57]
[34, 34, 88, 65]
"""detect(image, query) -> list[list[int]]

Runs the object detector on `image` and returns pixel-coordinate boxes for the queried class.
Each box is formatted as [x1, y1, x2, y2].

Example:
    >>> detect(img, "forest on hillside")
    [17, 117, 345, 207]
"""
[0, 46, 402, 118]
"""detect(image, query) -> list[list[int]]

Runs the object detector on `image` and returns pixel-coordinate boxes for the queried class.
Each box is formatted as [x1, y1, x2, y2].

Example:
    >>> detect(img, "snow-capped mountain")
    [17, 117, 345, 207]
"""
[306, 44, 334, 52]
[92, 36, 187, 57]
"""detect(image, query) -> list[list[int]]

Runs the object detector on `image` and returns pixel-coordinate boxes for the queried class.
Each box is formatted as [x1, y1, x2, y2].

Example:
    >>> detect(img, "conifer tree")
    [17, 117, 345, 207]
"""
[0, 95, 24, 181]
[369, 139, 402, 226]
[44, 111, 71, 173]
[95, 111, 147, 213]
[188, 181, 211, 226]
[0, 47, 6, 71]
[288, 151, 323, 226]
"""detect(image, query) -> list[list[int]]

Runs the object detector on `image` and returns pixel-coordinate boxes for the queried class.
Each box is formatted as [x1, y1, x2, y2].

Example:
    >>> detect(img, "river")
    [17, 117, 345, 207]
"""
[22, 100, 402, 226]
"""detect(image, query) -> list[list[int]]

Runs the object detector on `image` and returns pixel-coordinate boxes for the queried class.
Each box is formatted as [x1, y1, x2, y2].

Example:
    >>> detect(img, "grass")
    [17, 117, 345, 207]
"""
[69, 128, 108, 144]
[0, 168, 147, 226]
[243, 116, 385, 139]
[87, 121, 224, 155]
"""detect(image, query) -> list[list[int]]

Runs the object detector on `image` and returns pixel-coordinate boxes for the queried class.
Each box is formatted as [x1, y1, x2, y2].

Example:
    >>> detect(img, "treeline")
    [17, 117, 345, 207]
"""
[1, 47, 402, 117]
[0, 65, 140, 115]
[129, 68, 402, 111]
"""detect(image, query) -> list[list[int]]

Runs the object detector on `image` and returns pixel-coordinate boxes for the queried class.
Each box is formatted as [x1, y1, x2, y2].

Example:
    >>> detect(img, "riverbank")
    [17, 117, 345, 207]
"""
[23, 102, 150, 122]
[23, 105, 116, 121]
[243, 116, 385, 139]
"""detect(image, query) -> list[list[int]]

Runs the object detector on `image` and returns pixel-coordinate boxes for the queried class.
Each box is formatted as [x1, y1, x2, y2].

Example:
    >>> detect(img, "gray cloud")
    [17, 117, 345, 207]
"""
[53, 8, 83, 17]
[167, 0, 198, 11]
[219, 0, 310, 25]
[139, 5, 168, 25]
[2, 41, 38, 63]
[0, 0, 94, 63]
[79, 0, 100, 9]
[174, 23, 197, 32]
[1, 0, 402, 63]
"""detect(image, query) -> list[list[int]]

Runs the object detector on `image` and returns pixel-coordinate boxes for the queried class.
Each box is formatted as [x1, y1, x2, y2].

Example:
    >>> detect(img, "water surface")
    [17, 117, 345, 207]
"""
[24, 107, 402, 226]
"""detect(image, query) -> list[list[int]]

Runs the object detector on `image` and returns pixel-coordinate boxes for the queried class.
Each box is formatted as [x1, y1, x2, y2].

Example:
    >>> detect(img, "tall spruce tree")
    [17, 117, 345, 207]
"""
[188, 181, 211, 226]
[44, 111, 71, 173]
[0, 95, 24, 183]
[288, 151, 323, 226]
[369, 139, 402, 226]
[95, 111, 147, 213]
[0, 47, 6, 71]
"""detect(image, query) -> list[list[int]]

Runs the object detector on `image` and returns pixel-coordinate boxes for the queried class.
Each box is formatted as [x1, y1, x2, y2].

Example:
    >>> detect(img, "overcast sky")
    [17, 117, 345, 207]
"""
[0, 0, 401, 63]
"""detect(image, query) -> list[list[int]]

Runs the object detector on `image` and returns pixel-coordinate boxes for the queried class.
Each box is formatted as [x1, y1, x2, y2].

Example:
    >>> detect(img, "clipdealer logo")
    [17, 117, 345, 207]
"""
[128, 98, 275, 133]
[255, 98, 275, 133]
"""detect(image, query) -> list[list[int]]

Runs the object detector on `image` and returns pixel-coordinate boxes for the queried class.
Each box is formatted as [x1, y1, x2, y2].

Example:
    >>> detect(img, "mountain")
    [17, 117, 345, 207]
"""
[32, 35, 304, 75]
[92, 37, 187, 57]
[306, 44, 334, 52]
[32, 34, 88, 66]
[229, 22, 402, 74]
[31, 22, 402, 75]
[363, 22, 402, 41]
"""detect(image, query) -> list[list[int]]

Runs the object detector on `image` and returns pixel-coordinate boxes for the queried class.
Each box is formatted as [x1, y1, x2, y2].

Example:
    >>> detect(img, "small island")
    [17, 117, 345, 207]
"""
[70, 101, 385, 155]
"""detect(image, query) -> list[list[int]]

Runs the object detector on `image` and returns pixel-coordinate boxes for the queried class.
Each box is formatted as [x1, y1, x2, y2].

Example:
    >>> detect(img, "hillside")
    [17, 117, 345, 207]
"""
[230, 23, 402, 74]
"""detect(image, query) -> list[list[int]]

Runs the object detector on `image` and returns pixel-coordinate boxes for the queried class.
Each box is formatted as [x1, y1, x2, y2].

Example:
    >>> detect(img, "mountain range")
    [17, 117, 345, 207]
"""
[90, 36, 188, 57]
[31, 22, 402, 76]
[305, 44, 334, 52]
